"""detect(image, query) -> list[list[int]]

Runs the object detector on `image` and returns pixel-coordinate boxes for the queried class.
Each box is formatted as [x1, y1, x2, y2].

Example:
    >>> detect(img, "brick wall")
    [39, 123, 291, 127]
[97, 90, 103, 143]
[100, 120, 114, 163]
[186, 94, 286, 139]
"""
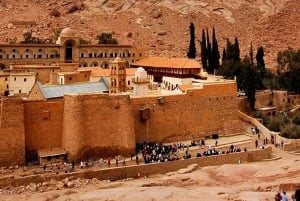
[0, 98, 25, 166]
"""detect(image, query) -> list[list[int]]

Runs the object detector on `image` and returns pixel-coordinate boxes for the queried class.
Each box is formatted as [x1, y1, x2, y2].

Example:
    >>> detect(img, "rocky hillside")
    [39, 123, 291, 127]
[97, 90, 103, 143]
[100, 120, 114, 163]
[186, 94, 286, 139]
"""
[0, 0, 299, 69]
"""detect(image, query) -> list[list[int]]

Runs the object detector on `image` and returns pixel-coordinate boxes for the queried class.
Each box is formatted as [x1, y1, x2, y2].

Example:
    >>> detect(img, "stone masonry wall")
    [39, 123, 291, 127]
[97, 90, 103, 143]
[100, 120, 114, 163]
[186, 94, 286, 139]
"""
[23, 100, 64, 161]
[0, 146, 272, 188]
[0, 98, 25, 166]
[62, 94, 136, 161]
[131, 82, 243, 143]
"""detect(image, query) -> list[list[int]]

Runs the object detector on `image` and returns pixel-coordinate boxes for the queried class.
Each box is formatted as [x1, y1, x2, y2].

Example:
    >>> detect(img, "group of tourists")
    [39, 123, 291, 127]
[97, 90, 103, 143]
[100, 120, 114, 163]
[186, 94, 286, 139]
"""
[137, 142, 179, 163]
[275, 188, 300, 201]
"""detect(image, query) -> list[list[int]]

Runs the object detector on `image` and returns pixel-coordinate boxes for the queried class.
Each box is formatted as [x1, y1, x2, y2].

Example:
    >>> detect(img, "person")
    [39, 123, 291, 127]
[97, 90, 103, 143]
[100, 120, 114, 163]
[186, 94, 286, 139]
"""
[123, 157, 126, 166]
[108, 158, 111, 168]
[281, 191, 288, 201]
[43, 163, 47, 171]
[71, 160, 75, 170]
[295, 186, 300, 201]
[136, 154, 139, 165]
[80, 161, 84, 169]
[275, 191, 282, 201]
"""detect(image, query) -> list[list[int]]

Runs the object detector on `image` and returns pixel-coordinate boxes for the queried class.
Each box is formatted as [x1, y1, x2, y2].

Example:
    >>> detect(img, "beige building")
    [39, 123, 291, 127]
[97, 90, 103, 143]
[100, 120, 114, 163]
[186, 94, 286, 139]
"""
[0, 28, 145, 69]
[8, 72, 36, 95]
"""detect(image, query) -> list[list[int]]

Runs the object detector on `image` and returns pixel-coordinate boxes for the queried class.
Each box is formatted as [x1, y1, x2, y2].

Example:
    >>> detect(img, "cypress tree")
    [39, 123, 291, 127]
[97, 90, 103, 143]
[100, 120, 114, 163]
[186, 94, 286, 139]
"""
[256, 46, 265, 77]
[200, 29, 207, 71]
[233, 36, 241, 63]
[211, 27, 220, 72]
[222, 47, 226, 63]
[187, 22, 196, 58]
[249, 42, 254, 66]
[206, 29, 213, 73]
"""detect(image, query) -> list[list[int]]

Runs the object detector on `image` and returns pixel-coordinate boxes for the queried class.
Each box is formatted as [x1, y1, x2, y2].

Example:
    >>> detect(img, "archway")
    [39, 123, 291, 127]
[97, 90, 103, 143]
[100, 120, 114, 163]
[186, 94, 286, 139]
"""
[64, 40, 76, 63]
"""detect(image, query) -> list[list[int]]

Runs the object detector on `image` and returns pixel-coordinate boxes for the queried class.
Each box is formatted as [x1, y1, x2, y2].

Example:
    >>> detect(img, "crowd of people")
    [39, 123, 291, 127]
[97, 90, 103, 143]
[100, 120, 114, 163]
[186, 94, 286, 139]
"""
[137, 142, 180, 163]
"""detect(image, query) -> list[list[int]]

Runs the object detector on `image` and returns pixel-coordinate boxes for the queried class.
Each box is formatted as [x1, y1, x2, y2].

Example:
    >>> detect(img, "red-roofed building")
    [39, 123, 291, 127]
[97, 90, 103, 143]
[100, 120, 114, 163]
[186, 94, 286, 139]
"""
[131, 57, 203, 82]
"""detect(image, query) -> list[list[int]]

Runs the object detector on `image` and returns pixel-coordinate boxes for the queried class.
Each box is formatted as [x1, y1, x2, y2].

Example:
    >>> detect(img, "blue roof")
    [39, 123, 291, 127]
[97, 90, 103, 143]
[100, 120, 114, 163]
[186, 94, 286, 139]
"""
[37, 77, 109, 99]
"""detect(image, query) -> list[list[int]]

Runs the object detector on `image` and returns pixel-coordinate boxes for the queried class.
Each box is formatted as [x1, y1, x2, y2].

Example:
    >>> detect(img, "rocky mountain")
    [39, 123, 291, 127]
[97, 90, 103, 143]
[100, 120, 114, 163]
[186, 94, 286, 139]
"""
[0, 0, 299, 69]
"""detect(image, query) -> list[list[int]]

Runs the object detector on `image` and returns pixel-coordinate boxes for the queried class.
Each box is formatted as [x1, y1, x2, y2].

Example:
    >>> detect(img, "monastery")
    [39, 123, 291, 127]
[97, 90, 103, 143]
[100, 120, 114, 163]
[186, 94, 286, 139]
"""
[0, 28, 253, 166]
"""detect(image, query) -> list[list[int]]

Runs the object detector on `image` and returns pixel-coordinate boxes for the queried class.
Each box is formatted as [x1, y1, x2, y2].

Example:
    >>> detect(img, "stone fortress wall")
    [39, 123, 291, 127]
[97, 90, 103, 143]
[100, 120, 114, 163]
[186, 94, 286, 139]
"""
[0, 81, 243, 166]
[0, 98, 25, 165]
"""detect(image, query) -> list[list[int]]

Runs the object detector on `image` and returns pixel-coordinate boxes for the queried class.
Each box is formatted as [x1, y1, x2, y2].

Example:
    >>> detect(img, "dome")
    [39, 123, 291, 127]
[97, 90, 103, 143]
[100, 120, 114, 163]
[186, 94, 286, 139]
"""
[136, 67, 145, 72]
[60, 28, 75, 37]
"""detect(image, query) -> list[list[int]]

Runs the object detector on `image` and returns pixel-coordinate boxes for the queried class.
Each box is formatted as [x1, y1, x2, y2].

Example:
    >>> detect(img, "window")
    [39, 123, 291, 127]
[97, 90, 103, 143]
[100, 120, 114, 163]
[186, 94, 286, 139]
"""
[19, 89, 21, 93]
[80, 53, 84, 58]
[69, 77, 72, 81]
[12, 55, 15, 58]
[0, 55, 2, 59]
[14, 77, 16, 81]
[24, 78, 27, 82]
[128, 80, 130, 85]
[4, 77, 7, 81]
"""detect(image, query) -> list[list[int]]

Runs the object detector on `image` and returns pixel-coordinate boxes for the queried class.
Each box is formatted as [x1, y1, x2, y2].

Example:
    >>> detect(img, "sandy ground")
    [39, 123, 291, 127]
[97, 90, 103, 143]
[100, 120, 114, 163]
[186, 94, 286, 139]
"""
[1, 135, 300, 201]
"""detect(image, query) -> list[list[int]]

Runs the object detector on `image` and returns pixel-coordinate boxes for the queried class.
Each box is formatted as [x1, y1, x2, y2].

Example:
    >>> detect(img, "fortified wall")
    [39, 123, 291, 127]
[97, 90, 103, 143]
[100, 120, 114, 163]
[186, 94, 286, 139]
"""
[23, 100, 64, 162]
[62, 94, 136, 161]
[0, 98, 25, 166]
[0, 81, 243, 165]
[131, 81, 242, 143]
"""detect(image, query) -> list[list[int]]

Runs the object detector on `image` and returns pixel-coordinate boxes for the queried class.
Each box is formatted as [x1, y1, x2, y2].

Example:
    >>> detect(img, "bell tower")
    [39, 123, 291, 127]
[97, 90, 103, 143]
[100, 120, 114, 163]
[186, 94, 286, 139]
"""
[109, 57, 127, 94]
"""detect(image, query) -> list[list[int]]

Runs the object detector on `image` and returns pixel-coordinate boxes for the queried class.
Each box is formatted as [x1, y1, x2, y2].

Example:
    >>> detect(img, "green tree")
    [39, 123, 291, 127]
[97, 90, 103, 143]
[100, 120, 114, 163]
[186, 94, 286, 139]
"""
[237, 56, 256, 109]
[187, 22, 196, 58]
[249, 42, 254, 66]
[206, 29, 213, 73]
[211, 27, 220, 72]
[97, 33, 118, 44]
[256, 46, 266, 77]
[200, 29, 207, 70]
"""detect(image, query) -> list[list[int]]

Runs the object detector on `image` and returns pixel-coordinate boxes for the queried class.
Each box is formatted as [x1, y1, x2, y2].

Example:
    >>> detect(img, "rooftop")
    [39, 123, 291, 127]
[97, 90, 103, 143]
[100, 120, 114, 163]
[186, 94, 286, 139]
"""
[131, 57, 201, 69]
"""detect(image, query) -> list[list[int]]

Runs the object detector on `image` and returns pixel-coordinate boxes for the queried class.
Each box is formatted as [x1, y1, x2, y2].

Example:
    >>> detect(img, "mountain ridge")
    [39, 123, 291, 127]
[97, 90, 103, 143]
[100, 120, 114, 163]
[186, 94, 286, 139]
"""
[0, 0, 299, 69]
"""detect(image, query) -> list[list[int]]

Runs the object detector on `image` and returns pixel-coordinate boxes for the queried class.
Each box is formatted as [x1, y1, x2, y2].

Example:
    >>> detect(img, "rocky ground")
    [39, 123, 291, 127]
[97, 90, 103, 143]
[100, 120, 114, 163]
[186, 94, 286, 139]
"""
[0, 132, 300, 201]
[0, 150, 300, 201]
[0, 0, 299, 69]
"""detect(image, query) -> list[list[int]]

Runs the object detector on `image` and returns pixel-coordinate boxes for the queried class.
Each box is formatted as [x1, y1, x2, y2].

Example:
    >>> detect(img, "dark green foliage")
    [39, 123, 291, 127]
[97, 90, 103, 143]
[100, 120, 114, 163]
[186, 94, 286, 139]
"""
[20, 31, 53, 44]
[277, 47, 300, 72]
[219, 37, 257, 109]
[237, 56, 256, 109]
[200, 29, 207, 70]
[254, 46, 266, 90]
[276, 47, 300, 94]
[233, 37, 241, 62]
[80, 38, 91, 44]
[219, 38, 240, 79]
[199, 27, 220, 74]
[187, 22, 196, 58]
[256, 46, 266, 77]
[97, 33, 118, 44]
[211, 27, 220, 72]
[293, 113, 300, 125]
[249, 42, 254, 66]
[206, 29, 213, 73]
[281, 124, 300, 139]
